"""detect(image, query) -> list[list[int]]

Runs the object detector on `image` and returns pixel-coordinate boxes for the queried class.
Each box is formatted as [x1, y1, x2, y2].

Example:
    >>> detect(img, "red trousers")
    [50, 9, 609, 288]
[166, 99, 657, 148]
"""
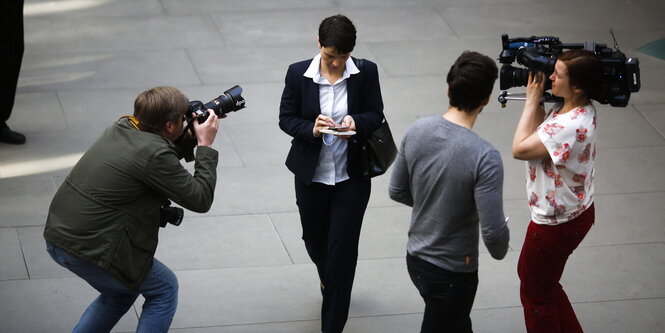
[518, 204, 594, 333]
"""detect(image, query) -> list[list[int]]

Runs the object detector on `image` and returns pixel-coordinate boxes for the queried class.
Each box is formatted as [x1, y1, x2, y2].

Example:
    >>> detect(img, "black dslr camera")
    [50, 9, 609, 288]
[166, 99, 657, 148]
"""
[177, 85, 246, 161]
[497, 33, 641, 107]
[186, 85, 246, 124]
[160, 200, 183, 228]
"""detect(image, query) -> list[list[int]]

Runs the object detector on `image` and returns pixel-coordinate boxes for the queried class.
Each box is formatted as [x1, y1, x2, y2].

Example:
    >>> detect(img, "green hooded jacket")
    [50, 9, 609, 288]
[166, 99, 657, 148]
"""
[44, 118, 218, 290]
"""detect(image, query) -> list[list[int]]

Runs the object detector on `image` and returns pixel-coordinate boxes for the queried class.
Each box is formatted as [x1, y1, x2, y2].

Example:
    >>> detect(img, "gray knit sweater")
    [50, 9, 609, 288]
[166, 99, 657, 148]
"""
[389, 116, 509, 272]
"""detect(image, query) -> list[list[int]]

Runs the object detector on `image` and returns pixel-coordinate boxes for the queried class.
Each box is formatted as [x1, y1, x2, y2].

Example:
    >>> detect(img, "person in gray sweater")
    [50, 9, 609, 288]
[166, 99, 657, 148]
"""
[389, 51, 510, 333]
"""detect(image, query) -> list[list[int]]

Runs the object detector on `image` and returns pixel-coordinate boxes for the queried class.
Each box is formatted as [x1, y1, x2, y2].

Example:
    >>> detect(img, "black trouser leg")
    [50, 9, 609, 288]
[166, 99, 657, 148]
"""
[295, 177, 371, 333]
[0, 0, 25, 124]
[407, 254, 479, 333]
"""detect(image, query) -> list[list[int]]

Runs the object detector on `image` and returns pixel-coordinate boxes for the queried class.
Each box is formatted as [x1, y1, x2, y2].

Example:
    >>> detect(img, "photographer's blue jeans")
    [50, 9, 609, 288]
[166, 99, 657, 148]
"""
[46, 242, 178, 333]
[407, 254, 478, 333]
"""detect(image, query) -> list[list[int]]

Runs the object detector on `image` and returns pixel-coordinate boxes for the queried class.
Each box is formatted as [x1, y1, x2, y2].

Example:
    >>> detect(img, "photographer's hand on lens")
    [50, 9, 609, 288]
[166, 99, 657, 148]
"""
[192, 109, 220, 147]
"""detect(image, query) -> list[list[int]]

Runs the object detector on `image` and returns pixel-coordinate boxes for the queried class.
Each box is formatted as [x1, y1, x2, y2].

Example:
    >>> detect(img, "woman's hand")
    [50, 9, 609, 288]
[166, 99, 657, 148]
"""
[313, 114, 336, 137]
[338, 115, 356, 139]
[512, 72, 548, 161]
[526, 71, 545, 106]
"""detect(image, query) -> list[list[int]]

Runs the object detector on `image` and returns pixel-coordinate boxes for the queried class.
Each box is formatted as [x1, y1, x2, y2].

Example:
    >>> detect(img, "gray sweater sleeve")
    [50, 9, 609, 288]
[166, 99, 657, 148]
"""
[388, 138, 413, 207]
[475, 149, 510, 259]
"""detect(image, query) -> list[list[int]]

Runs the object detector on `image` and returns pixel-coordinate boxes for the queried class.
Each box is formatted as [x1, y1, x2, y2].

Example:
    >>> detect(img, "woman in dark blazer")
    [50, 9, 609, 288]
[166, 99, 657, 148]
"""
[279, 14, 384, 333]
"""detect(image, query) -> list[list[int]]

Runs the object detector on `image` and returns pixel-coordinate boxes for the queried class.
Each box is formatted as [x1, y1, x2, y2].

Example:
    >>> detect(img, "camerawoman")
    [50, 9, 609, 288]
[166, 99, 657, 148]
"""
[43, 86, 242, 333]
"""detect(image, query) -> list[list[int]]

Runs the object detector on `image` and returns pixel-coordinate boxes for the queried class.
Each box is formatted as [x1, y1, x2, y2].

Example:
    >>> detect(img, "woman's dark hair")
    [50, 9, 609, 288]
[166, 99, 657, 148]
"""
[558, 49, 602, 100]
[447, 51, 498, 112]
[133, 86, 188, 131]
[318, 14, 356, 54]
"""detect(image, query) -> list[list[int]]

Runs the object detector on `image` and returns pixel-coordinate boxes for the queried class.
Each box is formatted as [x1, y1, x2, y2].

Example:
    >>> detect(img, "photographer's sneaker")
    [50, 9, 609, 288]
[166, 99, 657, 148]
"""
[0, 124, 26, 144]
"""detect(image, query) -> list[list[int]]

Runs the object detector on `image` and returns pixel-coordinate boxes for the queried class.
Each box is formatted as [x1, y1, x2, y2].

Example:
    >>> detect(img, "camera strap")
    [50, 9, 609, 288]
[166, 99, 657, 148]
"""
[120, 115, 154, 133]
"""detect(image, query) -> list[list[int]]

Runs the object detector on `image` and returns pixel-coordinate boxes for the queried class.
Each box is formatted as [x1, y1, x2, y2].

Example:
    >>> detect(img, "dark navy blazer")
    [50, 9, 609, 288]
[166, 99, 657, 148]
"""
[279, 57, 384, 185]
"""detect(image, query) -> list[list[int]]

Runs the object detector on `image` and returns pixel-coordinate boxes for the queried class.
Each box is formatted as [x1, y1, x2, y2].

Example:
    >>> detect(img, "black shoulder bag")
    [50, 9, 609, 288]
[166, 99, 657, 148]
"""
[356, 59, 398, 178]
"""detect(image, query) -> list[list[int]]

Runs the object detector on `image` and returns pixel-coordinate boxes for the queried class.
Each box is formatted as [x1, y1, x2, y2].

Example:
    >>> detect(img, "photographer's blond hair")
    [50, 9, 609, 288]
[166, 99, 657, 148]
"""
[133, 86, 188, 131]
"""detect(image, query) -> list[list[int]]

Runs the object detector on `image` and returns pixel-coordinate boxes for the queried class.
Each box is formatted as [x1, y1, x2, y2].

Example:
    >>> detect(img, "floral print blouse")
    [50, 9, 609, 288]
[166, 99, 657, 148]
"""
[526, 103, 597, 225]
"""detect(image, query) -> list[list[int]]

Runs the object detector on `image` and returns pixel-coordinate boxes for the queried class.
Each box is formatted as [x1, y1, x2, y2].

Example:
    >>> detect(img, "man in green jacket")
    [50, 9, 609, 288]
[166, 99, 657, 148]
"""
[44, 86, 220, 333]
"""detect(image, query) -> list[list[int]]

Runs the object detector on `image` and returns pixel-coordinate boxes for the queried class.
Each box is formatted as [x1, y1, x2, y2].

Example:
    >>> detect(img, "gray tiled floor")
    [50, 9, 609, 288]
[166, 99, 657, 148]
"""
[1, 0, 664, 332]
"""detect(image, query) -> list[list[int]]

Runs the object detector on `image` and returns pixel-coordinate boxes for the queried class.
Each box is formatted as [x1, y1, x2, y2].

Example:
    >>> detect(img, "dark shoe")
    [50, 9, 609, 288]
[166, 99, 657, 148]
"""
[0, 125, 26, 144]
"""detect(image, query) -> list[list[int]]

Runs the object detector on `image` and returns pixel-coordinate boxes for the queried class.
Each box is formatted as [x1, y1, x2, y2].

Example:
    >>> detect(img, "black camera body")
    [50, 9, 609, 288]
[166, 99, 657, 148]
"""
[186, 85, 246, 124]
[160, 200, 183, 228]
[498, 34, 641, 107]
[177, 85, 246, 161]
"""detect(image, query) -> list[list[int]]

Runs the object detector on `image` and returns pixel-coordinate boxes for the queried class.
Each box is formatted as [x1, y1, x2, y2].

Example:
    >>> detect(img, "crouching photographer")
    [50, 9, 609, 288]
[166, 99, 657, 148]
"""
[43, 86, 228, 333]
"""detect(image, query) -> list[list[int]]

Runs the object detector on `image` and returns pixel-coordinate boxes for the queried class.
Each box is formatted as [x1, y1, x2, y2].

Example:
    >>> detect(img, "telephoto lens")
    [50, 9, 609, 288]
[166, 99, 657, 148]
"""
[188, 85, 246, 124]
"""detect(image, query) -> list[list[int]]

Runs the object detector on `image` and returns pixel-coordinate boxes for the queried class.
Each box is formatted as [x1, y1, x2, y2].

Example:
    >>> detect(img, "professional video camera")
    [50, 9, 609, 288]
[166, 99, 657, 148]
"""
[497, 32, 640, 107]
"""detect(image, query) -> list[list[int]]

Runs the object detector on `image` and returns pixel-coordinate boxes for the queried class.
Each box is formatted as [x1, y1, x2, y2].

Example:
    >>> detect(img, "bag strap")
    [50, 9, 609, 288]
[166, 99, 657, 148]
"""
[357, 58, 364, 85]
[356, 57, 384, 125]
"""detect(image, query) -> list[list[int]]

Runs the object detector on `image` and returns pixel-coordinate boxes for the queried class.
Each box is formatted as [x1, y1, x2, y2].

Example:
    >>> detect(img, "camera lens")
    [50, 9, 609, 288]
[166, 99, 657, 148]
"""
[500, 65, 530, 90]
[204, 85, 246, 116]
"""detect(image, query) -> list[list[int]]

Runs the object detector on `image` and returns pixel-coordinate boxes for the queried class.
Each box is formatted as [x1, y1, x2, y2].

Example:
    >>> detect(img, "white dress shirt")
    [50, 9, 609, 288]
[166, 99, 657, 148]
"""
[304, 53, 360, 185]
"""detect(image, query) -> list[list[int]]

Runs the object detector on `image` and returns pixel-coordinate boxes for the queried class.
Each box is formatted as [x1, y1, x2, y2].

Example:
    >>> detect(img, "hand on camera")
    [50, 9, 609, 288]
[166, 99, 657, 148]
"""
[193, 109, 219, 147]
[526, 71, 546, 105]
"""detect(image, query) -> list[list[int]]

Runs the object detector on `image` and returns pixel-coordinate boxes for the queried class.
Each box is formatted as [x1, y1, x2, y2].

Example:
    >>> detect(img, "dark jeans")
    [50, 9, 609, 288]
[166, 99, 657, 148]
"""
[407, 254, 479, 333]
[295, 177, 371, 333]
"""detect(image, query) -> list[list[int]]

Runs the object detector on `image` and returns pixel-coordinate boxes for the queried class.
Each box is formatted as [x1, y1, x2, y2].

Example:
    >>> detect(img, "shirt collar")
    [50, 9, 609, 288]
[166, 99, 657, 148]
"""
[303, 53, 360, 82]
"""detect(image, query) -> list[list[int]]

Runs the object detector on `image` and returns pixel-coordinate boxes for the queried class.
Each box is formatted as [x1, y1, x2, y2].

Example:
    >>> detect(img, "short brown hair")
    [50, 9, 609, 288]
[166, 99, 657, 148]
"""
[133, 86, 188, 131]
[558, 50, 602, 100]
[447, 51, 498, 112]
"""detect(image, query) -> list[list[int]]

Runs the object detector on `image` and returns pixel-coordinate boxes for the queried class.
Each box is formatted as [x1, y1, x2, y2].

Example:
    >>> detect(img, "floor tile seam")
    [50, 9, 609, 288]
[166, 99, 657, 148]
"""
[571, 296, 665, 305]
[432, 3, 459, 39]
[502, 241, 665, 256]
[205, 12, 228, 50]
[23, 40, 316, 54]
[53, 90, 73, 132]
[162, 3, 342, 16]
[576, 241, 665, 249]
[593, 190, 665, 197]
[593, 189, 665, 197]
[16, 77, 284, 92]
[631, 101, 665, 107]
[471, 296, 665, 311]
[222, 126, 247, 168]
[267, 213, 296, 264]
[27, 12, 289, 23]
[169, 312, 425, 331]
[633, 104, 665, 140]
[183, 48, 205, 87]
[598, 144, 665, 151]
[379, 72, 456, 79]
[15, 228, 31, 280]
[170, 318, 321, 331]
[598, 142, 665, 149]
[22, 47, 203, 57]
[4, 257, 413, 283]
